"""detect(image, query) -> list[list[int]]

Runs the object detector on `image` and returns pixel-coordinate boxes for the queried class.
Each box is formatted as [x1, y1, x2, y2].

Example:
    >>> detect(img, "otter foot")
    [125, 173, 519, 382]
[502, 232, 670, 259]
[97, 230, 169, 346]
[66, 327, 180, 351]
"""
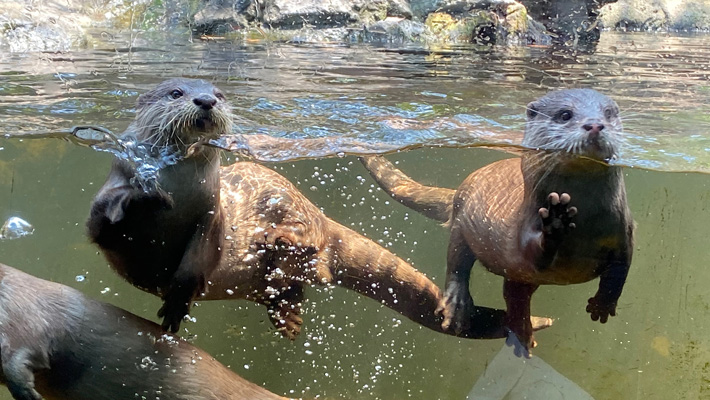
[263, 283, 305, 340]
[507, 316, 555, 357]
[267, 299, 304, 340]
[436, 280, 475, 335]
[539, 192, 577, 237]
[504, 314, 536, 358]
[586, 295, 616, 323]
[157, 299, 190, 333]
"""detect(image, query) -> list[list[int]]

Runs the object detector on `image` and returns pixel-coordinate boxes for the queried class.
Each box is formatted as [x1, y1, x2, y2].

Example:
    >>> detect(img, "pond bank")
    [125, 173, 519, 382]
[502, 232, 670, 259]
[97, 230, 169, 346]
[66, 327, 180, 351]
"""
[3, 0, 710, 52]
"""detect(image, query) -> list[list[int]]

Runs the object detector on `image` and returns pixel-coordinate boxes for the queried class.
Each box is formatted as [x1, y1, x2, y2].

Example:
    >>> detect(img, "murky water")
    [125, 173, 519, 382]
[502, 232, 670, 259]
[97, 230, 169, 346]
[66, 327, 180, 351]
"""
[1, 31, 710, 399]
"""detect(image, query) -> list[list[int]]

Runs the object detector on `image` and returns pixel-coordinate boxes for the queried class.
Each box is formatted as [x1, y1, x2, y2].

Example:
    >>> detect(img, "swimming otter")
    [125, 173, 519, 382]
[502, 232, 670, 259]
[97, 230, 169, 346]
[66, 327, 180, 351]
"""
[88, 79, 551, 340]
[361, 89, 634, 355]
[87, 78, 229, 332]
[202, 161, 552, 340]
[0, 263, 287, 400]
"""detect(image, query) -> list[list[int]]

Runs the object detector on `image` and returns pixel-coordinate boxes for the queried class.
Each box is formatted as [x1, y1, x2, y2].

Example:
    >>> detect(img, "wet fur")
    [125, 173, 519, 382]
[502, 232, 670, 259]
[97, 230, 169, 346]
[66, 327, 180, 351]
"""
[88, 78, 230, 332]
[88, 79, 519, 340]
[203, 162, 514, 340]
[361, 89, 635, 354]
[0, 263, 286, 400]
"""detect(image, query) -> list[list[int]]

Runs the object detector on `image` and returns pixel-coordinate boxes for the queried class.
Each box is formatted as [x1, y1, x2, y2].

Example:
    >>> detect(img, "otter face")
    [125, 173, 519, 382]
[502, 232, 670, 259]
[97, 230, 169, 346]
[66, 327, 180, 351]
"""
[132, 78, 233, 146]
[522, 89, 623, 162]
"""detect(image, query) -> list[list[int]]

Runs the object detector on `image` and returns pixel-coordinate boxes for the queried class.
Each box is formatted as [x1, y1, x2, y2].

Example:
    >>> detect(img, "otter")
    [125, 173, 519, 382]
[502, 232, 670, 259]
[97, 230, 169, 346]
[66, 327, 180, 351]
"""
[0, 263, 287, 400]
[88, 78, 229, 332]
[88, 78, 551, 340]
[202, 161, 552, 340]
[361, 89, 634, 355]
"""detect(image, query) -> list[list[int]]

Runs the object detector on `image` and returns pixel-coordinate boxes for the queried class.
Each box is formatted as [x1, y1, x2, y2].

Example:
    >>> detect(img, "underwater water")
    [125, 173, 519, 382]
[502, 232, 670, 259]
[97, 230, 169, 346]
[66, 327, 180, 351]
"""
[1, 30, 710, 399]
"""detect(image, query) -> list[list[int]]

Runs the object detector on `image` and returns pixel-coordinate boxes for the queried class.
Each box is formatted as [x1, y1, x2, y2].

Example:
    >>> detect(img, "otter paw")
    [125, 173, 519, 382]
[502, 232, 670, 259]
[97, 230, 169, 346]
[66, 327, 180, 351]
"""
[539, 192, 577, 237]
[268, 300, 303, 340]
[504, 314, 537, 358]
[505, 329, 535, 359]
[586, 295, 617, 323]
[158, 300, 190, 333]
[436, 281, 474, 335]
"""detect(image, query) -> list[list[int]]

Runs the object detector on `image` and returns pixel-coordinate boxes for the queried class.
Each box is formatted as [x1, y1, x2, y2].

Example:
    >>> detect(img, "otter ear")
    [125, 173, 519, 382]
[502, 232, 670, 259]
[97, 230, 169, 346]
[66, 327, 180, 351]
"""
[526, 102, 538, 119]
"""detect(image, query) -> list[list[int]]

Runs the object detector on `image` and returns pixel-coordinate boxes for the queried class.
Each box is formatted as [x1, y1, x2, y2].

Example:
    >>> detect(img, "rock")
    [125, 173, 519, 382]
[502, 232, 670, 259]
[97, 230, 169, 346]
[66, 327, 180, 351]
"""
[193, 0, 252, 35]
[355, 17, 431, 43]
[599, 0, 710, 31]
[425, 11, 497, 43]
[410, 0, 518, 19]
[262, 0, 357, 28]
[0, 0, 91, 52]
[352, 0, 413, 24]
[519, 0, 615, 47]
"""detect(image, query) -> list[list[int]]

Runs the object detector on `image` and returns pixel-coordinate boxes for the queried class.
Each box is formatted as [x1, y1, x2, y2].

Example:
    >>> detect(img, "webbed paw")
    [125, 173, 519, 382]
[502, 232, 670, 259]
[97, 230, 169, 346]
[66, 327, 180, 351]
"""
[158, 299, 190, 333]
[435, 280, 474, 335]
[268, 299, 304, 340]
[586, 295, 617, 323]
[539, 192, 577, 237]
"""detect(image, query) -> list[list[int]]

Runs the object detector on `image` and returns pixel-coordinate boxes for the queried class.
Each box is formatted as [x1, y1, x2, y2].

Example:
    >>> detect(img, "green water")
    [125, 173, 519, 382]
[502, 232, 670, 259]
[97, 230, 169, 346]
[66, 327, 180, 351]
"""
[2, 30, 710, 399]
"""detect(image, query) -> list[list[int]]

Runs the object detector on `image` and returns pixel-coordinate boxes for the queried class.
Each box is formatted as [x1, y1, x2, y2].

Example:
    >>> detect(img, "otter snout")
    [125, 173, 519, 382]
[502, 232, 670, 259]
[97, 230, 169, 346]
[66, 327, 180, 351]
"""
[193, 94, 218, 110]
[583, 122, 604, 138]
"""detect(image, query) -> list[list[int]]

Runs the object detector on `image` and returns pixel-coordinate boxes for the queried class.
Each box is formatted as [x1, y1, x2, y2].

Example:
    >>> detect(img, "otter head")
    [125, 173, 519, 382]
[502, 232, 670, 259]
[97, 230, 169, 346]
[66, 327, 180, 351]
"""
[131, 78, 233, 147]
[522, 89, 622, 162]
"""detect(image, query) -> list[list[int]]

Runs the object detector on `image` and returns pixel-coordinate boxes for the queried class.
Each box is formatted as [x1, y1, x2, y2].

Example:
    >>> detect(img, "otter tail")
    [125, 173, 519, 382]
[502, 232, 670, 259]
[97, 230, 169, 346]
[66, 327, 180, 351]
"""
[359, 156, 455, 224]
[326, 222, 507, 339]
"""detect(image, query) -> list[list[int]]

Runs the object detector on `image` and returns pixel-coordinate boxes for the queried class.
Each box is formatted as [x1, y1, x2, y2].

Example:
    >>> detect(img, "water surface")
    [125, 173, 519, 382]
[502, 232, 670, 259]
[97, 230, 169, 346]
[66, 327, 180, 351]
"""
[1, 31, 710, 400]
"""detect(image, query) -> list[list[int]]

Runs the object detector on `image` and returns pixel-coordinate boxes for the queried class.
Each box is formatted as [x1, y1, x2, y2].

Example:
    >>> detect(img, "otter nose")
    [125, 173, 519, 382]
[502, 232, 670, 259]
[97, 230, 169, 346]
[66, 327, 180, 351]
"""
[193, 94, 217, 110]
[583, 123, 604, 139]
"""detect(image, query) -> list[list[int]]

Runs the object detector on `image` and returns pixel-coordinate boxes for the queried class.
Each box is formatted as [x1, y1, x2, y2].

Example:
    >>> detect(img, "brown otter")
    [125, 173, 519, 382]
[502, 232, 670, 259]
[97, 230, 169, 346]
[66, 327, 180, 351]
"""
[361, 89, 634, 356]
[0, 263, 287, 400]
[87, 78, 550, 340]
[88, 78, 229, 333]
[202, 161, 553, 340]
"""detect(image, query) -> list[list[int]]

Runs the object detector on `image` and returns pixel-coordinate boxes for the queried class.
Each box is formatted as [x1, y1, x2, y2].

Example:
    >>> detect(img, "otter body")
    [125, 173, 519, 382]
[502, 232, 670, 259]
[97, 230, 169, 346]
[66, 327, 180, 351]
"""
[204, 161, 531, 340]
[88, 78, 230, 332]
[361, 89, 634, 354]
[0, 263, 286, 400]
[88, 79, 548, 341]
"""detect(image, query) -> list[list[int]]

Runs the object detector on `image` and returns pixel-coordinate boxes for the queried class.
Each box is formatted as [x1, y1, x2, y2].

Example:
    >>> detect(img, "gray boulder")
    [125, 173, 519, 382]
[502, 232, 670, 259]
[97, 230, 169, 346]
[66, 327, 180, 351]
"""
[262, 0, 357, 28]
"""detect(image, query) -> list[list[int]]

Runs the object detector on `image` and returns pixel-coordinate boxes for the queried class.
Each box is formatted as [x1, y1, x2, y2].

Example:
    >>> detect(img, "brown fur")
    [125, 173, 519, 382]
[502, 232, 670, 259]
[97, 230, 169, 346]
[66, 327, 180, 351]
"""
[88, 79, 229, 332]
[203, 161, 520, 339]
[0, 263, 287, 400]
[88, 79, 526, 340]
[361, 89, 634, 356]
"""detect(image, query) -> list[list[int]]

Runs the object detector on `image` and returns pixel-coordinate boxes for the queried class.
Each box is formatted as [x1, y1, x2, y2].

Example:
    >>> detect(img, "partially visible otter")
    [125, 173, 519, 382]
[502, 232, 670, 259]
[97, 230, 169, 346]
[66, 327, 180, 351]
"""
[88, 79, 550, 340]
[0, 263, 287, 400]
[88, 79, 229, 332]
[361, 89, 634, 355]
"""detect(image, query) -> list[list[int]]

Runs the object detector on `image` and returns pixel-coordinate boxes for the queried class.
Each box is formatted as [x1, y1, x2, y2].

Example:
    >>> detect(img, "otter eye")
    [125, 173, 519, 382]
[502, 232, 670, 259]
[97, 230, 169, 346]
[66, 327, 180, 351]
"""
[604, 107, 616, 121]
[215, 92, 226, 101]
[170, 89, 183, 99]
[556, 110, 573, 123]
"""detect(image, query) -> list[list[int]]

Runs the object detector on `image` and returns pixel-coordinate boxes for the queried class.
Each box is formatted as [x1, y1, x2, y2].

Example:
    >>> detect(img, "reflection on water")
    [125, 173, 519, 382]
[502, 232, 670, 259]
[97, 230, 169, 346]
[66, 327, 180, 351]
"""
[1, 31, 710, 400]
